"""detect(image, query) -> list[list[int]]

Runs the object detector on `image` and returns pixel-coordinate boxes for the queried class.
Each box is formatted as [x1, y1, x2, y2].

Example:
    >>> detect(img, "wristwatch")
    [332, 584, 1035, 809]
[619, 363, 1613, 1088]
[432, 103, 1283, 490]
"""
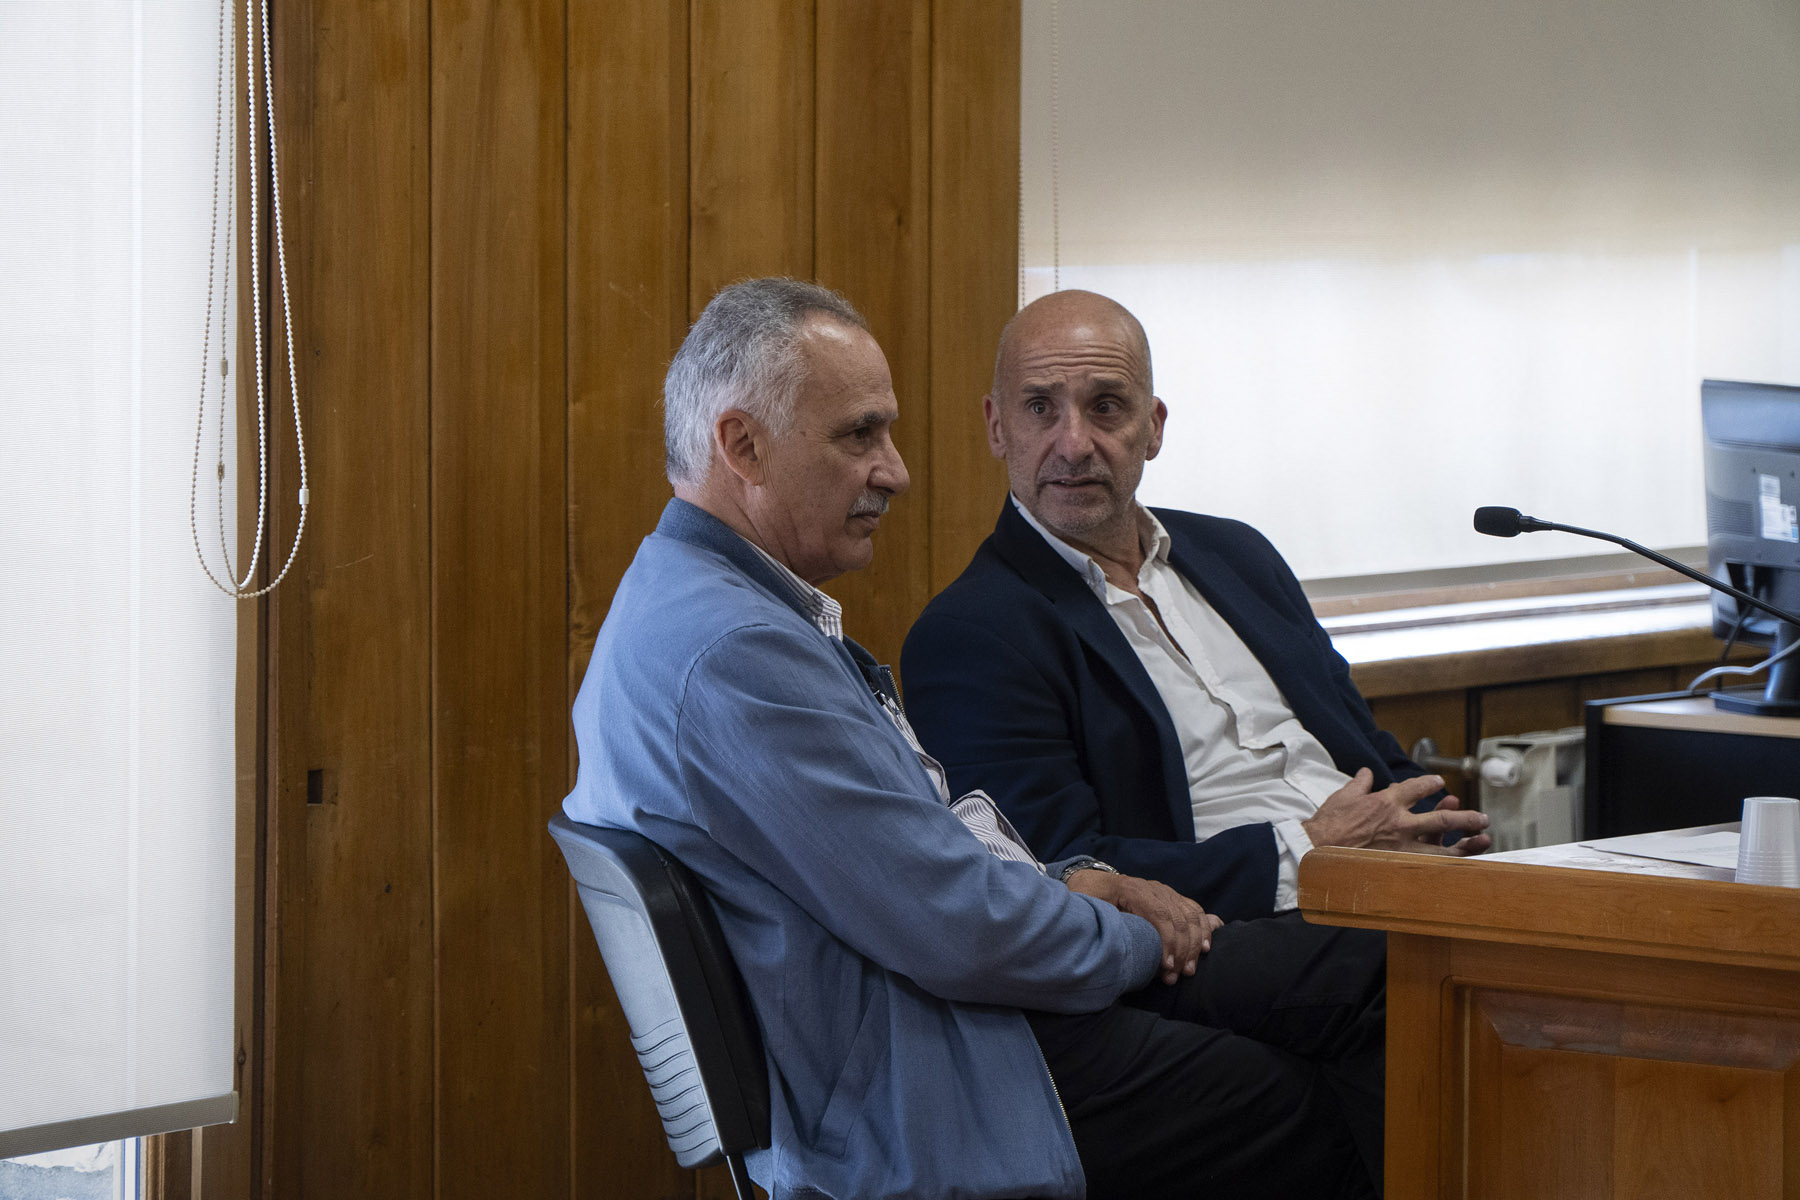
[1058, 857, 1120, 883]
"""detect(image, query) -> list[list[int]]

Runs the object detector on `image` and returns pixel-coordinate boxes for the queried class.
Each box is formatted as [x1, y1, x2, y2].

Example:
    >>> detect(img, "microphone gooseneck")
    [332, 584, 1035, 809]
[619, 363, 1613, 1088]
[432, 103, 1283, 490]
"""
[1471, 505, 1800, 631]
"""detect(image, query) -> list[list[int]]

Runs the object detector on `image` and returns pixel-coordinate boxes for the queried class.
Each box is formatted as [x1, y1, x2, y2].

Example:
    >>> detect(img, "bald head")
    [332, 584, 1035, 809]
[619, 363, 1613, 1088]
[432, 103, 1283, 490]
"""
[983, 289, 1166, 564]
[992, 290, 1153, 397]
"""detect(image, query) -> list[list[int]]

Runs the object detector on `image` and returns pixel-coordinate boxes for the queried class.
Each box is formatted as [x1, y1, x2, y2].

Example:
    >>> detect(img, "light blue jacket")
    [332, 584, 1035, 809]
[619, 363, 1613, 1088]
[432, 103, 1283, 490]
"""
[565, 500, 1162, 1200]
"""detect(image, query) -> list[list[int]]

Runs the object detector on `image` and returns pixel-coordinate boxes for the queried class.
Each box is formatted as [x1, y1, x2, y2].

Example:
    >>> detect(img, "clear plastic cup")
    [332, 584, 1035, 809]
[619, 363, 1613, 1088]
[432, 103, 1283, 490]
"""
[1736, 796, 1800, 887]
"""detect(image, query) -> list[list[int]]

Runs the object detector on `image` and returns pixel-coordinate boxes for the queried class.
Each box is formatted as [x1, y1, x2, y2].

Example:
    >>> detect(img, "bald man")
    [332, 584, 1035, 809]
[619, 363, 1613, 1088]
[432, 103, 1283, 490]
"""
[901, 289, 1490, 926]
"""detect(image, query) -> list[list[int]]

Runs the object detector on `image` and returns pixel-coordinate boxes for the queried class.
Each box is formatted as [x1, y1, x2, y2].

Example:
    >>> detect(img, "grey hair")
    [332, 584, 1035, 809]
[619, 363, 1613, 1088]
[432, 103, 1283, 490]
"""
[663, 277, 869, 487]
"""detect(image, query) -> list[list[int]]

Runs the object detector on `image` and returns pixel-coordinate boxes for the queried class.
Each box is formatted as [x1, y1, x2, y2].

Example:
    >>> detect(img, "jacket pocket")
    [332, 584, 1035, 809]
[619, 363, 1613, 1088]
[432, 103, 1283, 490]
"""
[814, 990, 888, 1160]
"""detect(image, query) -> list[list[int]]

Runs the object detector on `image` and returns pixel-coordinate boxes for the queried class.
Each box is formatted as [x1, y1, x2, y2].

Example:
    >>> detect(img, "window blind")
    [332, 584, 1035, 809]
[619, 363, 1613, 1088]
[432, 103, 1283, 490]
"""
[1022, 0, 1800, 582]
[0, 0, 239, 1158]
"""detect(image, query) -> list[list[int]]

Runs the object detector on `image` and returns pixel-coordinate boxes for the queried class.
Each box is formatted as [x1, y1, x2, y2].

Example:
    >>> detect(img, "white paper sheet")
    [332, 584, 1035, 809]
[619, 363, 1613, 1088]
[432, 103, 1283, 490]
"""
[1579, 825, 1741, 870]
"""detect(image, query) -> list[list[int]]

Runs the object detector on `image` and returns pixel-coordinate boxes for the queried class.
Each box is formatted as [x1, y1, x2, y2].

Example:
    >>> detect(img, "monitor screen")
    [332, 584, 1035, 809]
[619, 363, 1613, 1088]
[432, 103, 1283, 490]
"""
[1701, 379, 1800, 713]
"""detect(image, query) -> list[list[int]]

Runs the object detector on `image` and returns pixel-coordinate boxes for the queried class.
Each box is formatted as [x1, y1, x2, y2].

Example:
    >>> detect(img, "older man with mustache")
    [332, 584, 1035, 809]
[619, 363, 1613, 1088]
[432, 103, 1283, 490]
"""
[902, 289, 1490, 927]
[566, 278, 1386, 1200]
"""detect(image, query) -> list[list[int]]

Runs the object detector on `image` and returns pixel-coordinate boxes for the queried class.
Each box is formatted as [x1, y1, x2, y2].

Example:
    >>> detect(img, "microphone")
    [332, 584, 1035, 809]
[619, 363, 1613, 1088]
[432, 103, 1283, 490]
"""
[1472, 505, 1800, 634]
[1473, 506, 1551, 537]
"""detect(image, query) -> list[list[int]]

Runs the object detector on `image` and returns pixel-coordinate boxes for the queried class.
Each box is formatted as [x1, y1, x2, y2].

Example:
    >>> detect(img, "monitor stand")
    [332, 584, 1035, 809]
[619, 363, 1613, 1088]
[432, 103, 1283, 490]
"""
[1712, 622, 1800, 716]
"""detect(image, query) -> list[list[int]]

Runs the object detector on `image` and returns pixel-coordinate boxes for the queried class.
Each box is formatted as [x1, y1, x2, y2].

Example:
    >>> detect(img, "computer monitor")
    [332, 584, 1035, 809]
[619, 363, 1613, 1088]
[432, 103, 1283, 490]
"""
[1702, 378, 1800, 716]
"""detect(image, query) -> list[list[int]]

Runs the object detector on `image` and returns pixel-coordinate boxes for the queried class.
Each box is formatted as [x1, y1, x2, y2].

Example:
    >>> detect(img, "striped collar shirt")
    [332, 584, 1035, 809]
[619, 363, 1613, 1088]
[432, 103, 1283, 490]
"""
[745, 540, 844, 640]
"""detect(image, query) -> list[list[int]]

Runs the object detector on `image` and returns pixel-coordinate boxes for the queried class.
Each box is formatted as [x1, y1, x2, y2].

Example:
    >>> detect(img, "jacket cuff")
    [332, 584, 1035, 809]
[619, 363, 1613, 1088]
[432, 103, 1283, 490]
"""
[1044, 854, 1099, 881]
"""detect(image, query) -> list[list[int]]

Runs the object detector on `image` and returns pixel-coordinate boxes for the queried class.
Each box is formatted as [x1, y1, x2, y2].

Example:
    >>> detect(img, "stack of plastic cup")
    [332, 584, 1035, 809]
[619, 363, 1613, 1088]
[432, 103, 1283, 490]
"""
[1736, 796, 1800, 887]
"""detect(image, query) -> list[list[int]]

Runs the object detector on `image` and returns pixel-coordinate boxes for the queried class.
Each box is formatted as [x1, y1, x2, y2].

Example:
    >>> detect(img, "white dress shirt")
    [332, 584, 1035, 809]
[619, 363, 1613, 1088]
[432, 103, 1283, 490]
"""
[1013, 497, 1350, 910]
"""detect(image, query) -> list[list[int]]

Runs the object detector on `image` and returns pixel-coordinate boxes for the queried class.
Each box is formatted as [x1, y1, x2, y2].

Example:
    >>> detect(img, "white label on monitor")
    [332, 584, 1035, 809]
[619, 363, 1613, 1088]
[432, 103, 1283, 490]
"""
[1759, 474, 1798, 542]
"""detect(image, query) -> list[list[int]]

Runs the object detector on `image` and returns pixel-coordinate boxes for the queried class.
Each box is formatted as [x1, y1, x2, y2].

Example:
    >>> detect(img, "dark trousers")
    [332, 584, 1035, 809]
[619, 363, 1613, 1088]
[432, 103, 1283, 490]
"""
[1027, 913, 1386, 1200]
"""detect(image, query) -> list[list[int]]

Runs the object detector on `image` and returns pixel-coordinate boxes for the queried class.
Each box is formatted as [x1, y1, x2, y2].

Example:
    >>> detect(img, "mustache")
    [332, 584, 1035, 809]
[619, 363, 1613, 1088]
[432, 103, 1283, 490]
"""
[1037, 457, 1113, 487]
[850, 491, 890, 518]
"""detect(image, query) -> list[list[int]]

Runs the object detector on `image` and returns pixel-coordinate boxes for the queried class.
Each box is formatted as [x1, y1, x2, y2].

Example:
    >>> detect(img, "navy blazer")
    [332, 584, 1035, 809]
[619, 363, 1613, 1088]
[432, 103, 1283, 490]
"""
[901, 501, 1429, 922]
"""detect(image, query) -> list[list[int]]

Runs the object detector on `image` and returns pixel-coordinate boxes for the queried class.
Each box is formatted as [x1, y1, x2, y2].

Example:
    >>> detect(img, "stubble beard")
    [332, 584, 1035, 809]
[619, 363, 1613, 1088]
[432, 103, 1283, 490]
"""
[1031, 459, 1125, 541]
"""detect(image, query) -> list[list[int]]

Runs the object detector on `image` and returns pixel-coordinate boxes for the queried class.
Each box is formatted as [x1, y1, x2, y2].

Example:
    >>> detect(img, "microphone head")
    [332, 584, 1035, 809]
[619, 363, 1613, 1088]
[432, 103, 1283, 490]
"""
[1473, 506, 1525, 537]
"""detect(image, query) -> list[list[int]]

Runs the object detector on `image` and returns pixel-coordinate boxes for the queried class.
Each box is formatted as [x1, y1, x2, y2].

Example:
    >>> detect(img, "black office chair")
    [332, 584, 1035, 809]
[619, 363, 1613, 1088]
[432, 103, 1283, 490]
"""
[549, 814, 769, 1200]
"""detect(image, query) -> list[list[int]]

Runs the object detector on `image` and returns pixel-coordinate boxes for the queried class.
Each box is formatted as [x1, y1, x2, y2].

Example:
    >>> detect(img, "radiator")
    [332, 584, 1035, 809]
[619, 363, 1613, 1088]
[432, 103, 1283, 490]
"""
[1474, 726, 1586, 852]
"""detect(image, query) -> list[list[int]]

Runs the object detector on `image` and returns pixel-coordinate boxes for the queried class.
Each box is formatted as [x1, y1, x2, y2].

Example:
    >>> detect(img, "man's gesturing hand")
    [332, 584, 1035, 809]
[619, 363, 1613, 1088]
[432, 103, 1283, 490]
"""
[1302, 768, 1492, 856]
[1065, 869, 1222, 985]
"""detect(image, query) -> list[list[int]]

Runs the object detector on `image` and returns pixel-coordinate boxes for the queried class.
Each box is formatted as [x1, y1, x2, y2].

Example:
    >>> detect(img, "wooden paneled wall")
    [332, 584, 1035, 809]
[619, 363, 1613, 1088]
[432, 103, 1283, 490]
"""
[185, 4, 1019, 1200]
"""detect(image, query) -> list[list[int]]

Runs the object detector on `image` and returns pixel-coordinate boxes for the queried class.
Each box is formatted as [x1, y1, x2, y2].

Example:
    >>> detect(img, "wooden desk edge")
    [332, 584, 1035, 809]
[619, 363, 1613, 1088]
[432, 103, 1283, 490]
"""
[1298, 845, 1800, 974]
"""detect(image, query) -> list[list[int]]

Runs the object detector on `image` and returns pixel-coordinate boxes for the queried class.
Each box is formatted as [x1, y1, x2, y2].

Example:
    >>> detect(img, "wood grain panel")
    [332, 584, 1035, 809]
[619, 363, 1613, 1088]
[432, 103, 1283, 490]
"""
[1478, 679, 1582, 740]
[1471, 988, 1800, 1070]
[689, 0, 816, 308]
[262, 5, 315, 1195]
[926, 0, 1019, 595]
[566, 0, 694, 1196]
[1460, 988, 1796, 1199]
[566, 0, 687, 677]
[1365, 689, 1467, 785]
[264, 0, 436, 1195]
[1464, 1016, 1612, 1200]
[145, 1129, 194, 1200]
[813, 0, 932, 665]
[430, 0, 570, 1197]
[1383, 936, 1452, 1200]
[1614, 1059, 1783, 1199]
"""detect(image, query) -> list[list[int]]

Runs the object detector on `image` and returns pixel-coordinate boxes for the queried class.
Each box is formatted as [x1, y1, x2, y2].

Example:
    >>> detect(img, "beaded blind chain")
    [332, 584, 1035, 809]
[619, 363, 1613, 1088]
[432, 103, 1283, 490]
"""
[189, 0, 309, 599]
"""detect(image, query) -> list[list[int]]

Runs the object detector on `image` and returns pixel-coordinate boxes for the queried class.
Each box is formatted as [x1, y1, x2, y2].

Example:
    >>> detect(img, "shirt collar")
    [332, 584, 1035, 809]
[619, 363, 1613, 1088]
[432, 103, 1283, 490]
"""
[741, 536, 845, 641]
[1008, 493, 1172, 599]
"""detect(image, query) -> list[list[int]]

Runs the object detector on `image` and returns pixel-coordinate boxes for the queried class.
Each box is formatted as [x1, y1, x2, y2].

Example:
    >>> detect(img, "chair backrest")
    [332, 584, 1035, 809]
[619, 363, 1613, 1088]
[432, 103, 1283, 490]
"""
[548, 813, 770, 1169]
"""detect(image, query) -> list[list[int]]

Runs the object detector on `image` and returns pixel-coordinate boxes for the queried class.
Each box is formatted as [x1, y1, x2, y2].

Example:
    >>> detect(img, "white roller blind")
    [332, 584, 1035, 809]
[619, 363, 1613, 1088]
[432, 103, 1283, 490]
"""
[1022, 0, 1800, 581]
[0, 1, 238, 1157]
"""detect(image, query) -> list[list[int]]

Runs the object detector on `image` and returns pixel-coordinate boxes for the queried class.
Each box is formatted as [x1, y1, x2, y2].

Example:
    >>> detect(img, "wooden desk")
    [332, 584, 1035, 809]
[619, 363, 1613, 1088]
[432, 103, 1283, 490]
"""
[1299, 841, 1800, 1199]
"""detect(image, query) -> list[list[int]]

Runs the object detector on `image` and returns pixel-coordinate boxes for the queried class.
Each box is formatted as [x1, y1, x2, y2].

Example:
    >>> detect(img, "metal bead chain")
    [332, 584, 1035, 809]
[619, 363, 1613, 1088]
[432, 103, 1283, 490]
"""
[189, 0, 310, 599]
